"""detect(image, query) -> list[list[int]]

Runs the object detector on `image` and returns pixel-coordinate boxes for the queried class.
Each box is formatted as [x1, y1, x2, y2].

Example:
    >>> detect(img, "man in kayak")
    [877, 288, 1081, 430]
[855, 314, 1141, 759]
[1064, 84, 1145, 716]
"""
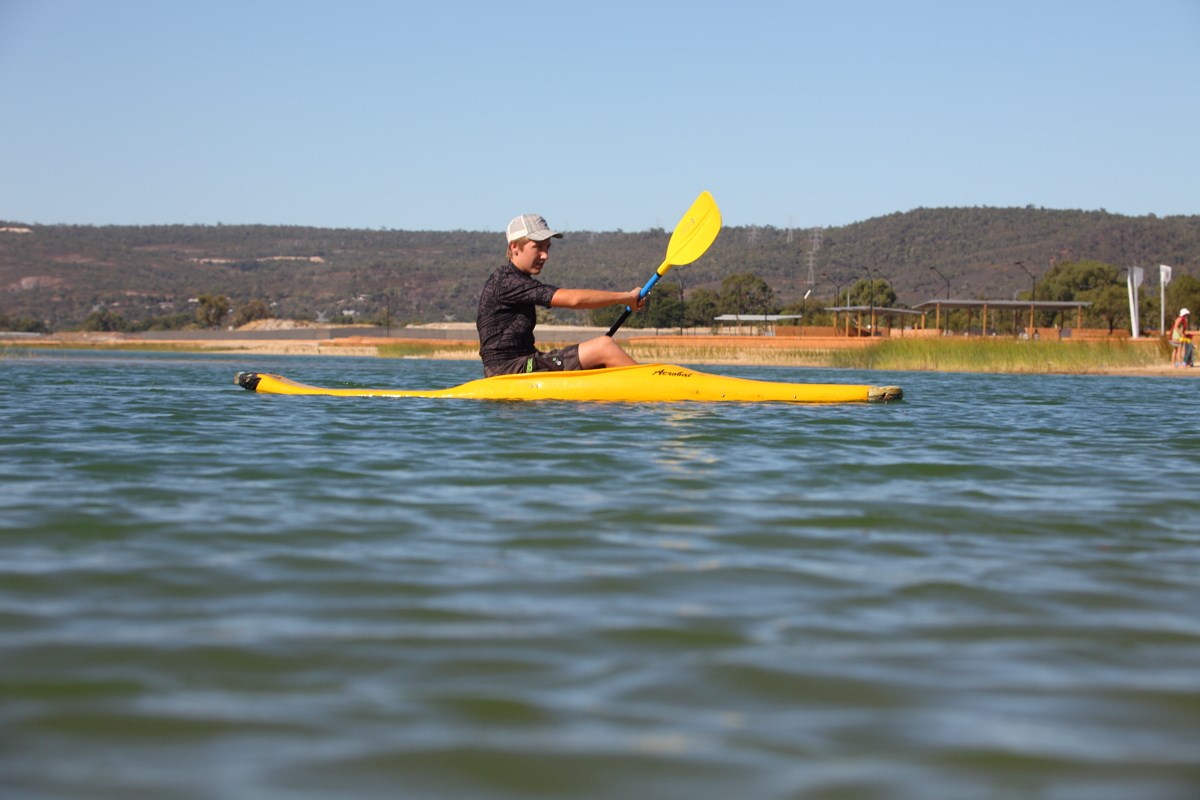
[476, 213, 645, 377]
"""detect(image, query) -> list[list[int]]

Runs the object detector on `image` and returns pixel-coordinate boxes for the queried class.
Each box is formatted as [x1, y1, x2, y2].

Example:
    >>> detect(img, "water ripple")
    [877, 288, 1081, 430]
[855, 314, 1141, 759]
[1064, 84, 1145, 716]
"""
[2, 353, 1199, 799]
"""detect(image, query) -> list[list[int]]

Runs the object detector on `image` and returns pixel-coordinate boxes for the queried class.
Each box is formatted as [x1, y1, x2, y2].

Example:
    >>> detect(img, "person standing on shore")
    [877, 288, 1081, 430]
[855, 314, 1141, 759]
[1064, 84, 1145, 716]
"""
[476, 214, 645, 377]
[1170, 307, 1191, 367]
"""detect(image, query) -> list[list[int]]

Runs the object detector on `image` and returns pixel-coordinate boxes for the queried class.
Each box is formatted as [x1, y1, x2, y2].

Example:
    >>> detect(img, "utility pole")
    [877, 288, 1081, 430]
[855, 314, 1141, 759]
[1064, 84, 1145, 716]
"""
[1016, 261, 1036, 335]
[806, 228, 821, 294]
[929, 266, 951, 333]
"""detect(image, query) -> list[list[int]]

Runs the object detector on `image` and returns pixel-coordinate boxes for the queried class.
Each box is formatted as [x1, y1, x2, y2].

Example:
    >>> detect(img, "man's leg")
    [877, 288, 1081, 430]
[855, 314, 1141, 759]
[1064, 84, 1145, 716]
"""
[577, 335, 638, 369]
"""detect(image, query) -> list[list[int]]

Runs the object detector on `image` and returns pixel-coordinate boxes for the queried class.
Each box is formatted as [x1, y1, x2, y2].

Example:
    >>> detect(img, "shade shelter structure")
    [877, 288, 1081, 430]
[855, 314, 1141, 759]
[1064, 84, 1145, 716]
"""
[823, 306, 928, 337]
[712, 314, 804, 335]
[911, 299, 1092, 336]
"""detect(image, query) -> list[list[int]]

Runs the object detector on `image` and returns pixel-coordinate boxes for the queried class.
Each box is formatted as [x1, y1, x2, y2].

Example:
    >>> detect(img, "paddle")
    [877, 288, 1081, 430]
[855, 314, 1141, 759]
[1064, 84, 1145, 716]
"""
[606, 191, 722, 337]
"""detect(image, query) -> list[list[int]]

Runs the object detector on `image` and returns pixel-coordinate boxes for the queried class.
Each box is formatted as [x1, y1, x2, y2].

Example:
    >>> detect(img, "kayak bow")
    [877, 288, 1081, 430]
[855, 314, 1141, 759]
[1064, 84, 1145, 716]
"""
[234, 363, 902, 404]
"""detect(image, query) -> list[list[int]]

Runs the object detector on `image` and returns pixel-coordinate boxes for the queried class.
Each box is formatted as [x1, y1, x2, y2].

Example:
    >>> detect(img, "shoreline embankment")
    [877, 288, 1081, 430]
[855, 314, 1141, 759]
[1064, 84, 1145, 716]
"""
[2, 322, 1195, 377]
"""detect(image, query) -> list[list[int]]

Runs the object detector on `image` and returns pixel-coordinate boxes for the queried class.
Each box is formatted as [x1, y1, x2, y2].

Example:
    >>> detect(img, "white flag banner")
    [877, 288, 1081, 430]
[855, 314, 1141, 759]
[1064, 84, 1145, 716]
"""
[1127, 268, 1141, 338]
[1159, 265, 1175, 334]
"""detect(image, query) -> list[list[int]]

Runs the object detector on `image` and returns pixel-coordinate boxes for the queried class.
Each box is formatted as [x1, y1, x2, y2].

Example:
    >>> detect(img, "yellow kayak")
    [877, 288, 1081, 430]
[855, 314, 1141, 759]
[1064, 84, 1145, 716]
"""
[234, 364, 902, 404]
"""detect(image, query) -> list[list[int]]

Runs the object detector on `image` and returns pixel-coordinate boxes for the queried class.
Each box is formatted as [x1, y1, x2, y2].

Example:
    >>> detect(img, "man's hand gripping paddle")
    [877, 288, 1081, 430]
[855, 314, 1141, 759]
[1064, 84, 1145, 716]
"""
[605, 191, 722, 337]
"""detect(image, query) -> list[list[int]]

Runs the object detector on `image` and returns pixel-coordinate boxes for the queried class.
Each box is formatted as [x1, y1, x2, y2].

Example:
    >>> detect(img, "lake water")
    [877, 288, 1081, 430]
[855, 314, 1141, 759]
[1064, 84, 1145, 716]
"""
[2, 350, 1198, 800]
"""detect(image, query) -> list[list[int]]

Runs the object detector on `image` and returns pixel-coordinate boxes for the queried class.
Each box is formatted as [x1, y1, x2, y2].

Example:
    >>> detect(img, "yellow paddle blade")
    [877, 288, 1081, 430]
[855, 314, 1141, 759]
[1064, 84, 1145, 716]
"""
[658, 190, 721, 276]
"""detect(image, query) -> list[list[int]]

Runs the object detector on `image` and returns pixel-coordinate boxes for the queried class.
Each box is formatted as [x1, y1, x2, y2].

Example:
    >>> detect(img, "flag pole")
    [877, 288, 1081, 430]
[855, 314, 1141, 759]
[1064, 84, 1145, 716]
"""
[1160, 265, 1174, 334]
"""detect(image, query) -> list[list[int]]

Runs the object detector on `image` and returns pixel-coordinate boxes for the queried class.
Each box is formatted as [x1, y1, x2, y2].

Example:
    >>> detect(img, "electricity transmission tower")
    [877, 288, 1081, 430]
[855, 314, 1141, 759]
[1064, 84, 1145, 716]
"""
[806, 228, 822, 291]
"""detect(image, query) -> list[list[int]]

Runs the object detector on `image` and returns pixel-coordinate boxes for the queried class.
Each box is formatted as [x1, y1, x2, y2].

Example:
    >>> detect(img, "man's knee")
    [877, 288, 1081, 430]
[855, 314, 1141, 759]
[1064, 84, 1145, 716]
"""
[579, 336, 633, 368]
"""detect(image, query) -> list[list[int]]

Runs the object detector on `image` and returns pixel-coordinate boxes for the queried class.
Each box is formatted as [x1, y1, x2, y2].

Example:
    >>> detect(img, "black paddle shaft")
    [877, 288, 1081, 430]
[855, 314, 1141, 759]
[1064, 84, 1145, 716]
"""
[605, 307, 633, 338]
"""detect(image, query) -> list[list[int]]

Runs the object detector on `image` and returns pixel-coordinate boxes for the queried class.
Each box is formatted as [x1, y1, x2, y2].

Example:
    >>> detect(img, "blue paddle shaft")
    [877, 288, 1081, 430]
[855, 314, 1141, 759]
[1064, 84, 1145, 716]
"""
[638, 272, 663, 300]
[606, 273, 663, 337]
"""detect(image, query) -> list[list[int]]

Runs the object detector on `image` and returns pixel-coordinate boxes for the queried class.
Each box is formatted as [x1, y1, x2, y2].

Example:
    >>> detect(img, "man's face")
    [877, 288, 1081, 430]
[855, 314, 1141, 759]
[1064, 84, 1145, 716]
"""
[511, 239, 552, 276]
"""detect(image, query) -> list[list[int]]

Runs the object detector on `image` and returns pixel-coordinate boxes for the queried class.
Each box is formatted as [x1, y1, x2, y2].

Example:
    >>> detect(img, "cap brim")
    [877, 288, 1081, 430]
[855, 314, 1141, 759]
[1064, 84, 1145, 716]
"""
[527, 230, 563, 242]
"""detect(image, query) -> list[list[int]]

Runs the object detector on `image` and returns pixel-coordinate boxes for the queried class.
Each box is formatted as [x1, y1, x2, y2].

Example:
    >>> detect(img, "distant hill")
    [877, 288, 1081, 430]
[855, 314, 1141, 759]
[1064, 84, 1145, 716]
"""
[1, 207, 1197, 329]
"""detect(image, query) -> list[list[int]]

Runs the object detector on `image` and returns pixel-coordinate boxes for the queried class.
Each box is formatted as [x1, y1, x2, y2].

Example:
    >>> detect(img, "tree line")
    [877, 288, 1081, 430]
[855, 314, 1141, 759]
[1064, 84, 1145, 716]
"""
[2, 206, 1197, 332]
[5, 261, 1196, 338]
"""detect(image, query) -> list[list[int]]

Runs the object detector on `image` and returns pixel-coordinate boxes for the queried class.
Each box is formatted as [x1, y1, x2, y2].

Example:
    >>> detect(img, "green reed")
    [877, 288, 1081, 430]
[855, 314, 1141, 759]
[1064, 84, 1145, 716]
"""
[1, 341, 204, 353]
[829, 337, 1168, 373]
[377, 341, 478, 359]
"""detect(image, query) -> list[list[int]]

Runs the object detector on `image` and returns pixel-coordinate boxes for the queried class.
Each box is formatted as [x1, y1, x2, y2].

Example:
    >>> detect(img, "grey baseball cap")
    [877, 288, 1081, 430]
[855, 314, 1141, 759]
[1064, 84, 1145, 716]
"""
[506, 214, 563, 243]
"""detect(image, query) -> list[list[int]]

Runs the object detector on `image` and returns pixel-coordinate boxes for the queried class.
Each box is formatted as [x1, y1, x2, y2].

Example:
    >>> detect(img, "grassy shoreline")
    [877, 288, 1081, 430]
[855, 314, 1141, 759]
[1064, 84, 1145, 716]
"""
[4, 335, 1192, 376]
[827, 337, 1170, 373]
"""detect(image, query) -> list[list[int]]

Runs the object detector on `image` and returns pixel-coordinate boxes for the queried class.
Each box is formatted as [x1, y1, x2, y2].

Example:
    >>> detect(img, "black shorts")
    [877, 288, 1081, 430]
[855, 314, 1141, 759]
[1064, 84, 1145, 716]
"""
[484, 345, 582, 377]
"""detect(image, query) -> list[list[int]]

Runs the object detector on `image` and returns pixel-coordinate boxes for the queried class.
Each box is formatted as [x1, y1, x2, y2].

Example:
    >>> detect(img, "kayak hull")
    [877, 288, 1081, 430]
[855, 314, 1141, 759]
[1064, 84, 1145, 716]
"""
[234, 364, 902, 404]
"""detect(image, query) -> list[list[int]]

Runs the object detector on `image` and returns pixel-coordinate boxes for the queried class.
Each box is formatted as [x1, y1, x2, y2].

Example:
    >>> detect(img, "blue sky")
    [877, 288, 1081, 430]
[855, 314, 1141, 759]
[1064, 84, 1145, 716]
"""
[1, 0, 1197, 232]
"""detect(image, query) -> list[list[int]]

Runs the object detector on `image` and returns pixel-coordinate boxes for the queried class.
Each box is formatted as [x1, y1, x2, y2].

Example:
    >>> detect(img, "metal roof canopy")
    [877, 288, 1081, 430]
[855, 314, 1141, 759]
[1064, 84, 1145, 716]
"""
[911, 298, 1093, 334]
[825, 306, 926, 316]
[823, 305, 928, 335]
[910, 299, 1092, 311]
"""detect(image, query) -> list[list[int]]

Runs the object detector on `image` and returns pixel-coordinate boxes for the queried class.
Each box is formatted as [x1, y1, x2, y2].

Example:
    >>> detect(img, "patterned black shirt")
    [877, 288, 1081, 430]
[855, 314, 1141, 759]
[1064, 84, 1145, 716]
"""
[476, 262, 559, 370]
